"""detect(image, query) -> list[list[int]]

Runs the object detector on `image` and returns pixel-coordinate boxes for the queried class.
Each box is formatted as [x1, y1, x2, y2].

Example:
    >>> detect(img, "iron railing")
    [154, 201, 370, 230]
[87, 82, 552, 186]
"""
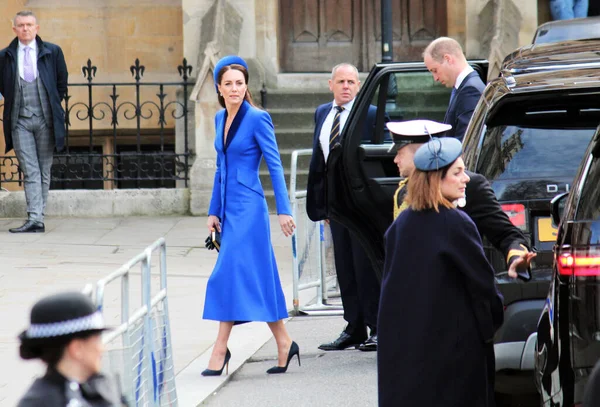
[0, 58, 194, 189]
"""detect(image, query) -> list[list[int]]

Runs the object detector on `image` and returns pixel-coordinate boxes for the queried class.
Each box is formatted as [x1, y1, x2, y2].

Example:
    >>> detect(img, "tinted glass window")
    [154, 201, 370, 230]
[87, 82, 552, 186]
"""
[576, 153, 600, 220]
[367, 70, 451, 145]
[476, 126, 593, 181]
[534, 24, 600, 44]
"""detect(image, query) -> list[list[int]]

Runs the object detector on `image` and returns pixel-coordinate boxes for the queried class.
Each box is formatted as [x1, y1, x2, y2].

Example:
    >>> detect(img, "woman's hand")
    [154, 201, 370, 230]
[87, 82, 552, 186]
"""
[279, 214, 296, 237]
[207, 215, 221, 233]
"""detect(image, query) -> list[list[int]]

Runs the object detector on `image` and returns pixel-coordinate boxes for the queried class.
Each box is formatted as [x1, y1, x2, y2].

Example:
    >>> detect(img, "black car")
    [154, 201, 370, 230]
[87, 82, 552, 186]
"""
[536, 124, 600, 406]
[501, 40, 600, 76]
[326, 62, 600, 401]
[532, 16, 600, 45]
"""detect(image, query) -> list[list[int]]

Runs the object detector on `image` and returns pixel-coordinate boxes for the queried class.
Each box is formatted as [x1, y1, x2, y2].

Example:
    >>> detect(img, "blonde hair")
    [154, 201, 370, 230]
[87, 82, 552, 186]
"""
[423, 37, 464, 63]
[405, 166, 454, 212]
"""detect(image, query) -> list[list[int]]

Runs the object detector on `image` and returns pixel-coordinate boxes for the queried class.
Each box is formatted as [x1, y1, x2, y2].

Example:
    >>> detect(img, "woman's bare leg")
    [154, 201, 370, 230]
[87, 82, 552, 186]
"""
[267, 319, 293, 366]
[207, 321, 234, 370]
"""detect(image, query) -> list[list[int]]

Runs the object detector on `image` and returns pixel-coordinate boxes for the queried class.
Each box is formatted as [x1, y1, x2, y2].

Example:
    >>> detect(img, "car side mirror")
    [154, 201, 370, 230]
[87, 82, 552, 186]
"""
[551, 192, 569, 227]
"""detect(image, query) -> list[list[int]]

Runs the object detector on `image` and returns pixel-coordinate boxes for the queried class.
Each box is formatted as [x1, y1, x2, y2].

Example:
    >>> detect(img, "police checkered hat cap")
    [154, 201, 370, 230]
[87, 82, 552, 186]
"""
[19, 292, 108, 360]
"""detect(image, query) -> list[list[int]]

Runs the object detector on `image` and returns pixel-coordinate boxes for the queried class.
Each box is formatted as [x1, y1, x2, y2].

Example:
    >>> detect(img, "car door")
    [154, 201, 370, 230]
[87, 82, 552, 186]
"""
[327, 61, 488, 280]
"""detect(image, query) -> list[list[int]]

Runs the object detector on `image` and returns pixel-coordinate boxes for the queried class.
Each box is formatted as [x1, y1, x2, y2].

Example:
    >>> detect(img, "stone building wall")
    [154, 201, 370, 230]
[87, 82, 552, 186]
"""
[0, 0, 184, 191]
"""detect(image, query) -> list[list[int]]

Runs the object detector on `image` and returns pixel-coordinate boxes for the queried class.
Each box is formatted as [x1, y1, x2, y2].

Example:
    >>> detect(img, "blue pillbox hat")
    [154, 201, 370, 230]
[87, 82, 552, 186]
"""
[213, 55, 249, 93]
[413, 137, 463, 172]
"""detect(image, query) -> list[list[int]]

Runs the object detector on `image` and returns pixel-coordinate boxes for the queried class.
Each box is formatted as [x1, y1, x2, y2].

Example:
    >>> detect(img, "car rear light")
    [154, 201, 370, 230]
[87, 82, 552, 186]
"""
[557, 249, 600, 276]
[502, 203, 528, 231]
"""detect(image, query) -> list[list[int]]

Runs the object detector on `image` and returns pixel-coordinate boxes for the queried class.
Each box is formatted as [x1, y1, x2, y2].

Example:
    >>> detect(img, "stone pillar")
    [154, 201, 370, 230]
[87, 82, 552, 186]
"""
[185, 0, 283, 214]
[254, 0, 280, 87]
[465, 0, 537, 80]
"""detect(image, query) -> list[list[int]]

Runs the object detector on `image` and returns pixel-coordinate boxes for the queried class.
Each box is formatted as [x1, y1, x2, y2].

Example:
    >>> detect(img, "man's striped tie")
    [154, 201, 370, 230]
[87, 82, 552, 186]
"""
[329, 106, 344, 147]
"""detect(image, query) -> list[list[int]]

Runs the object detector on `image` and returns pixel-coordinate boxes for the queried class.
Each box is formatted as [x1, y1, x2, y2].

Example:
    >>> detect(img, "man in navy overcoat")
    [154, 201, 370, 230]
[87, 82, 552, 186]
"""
[306, 63, 381, 352]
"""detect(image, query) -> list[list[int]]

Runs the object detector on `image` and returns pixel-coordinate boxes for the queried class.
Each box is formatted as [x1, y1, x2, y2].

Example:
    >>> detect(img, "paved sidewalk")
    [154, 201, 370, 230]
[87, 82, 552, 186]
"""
[0, 215, 297, 406]
[200, 315, 378, 407]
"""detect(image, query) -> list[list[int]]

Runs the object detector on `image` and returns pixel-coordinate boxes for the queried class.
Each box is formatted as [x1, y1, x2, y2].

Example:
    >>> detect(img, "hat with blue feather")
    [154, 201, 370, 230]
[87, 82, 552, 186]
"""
[414, 136, 463, 172]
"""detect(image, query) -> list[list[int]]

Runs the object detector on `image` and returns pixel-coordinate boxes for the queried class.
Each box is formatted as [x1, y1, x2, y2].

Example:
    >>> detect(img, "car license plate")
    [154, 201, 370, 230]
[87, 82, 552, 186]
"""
[538, 217, 558, 242]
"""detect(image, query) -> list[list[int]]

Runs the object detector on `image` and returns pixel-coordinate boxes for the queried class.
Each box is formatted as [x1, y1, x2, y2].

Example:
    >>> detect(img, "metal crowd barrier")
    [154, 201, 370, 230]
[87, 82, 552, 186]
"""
[289, 149, 343, 316]
[94, 237, 178, 407]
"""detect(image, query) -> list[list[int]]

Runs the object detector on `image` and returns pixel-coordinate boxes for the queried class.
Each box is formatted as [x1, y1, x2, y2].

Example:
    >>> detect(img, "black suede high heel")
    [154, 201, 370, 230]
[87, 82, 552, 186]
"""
[266, 341, 300, 374]
[202, 348, 231, 376]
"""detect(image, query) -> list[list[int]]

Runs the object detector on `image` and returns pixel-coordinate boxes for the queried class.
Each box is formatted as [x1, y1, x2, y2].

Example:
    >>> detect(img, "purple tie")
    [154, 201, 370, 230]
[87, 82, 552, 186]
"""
[23, 46, 35, 82]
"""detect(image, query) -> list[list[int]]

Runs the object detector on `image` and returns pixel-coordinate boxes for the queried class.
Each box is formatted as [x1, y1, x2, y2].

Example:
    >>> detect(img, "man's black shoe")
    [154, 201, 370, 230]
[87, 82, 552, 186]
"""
[358, 334, 377, 352]
[9, 220, 45, 233]
[318, 331, 367, 351]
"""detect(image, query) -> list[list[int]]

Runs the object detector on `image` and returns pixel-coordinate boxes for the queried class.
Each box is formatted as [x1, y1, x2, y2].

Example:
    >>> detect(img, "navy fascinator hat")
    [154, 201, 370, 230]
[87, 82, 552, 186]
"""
[414, 137, 463, 172]
[213, 55, 249, 93]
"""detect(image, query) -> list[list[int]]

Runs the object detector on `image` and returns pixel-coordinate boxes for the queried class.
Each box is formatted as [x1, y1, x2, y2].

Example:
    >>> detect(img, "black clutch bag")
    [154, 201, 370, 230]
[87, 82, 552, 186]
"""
[205, 229, 221, 251]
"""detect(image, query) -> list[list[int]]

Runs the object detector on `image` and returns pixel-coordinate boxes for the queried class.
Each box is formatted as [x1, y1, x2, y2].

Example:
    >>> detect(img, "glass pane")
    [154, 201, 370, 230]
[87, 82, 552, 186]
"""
[477, 126, 593, 181]
[367, 70, 451, 144]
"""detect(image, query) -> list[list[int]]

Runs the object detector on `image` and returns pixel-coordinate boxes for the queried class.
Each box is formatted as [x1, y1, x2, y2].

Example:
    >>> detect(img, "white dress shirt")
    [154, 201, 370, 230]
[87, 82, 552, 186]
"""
[453, 66, 474, 90]
[319, 98, 355, 161]
[18, 40, 38, 81]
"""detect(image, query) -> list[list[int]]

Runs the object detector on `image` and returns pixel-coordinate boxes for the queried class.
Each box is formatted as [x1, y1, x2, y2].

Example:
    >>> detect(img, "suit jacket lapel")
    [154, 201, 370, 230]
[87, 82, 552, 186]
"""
[224, 100, 250, 152]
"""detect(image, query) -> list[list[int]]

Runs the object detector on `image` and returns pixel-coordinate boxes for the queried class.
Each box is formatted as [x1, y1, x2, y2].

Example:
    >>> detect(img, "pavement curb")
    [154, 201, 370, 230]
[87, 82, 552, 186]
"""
[175, 281, 321, 406]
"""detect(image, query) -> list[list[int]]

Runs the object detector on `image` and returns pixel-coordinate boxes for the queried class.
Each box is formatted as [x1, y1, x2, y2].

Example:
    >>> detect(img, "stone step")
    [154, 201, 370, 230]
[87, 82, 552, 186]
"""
[268, 108, 315, 129]
[260, 148, 313, 173]
[274, 128, 314, 150]
[258, 169, 309, 192]
[275, 73, 368, 88]
[264, 89, 332, 110]
[265, 87, 450, 112]
[268, 106, 448, 129]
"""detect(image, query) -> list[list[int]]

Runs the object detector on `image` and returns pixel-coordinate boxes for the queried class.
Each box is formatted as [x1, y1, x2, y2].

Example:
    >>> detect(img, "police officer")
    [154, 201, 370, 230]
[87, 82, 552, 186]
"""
[17, 291, 126, 406]
[388, 119, 536, 279]
[386, 119, 536, 405]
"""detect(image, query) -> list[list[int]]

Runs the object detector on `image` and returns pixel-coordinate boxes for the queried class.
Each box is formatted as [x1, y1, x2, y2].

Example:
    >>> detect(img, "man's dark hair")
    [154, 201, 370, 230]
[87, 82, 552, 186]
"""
[13, 11, 37, 26]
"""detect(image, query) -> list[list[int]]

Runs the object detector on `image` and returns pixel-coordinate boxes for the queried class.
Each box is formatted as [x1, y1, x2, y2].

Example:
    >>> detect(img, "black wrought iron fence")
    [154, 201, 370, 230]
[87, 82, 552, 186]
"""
[0, 58, 194, 189]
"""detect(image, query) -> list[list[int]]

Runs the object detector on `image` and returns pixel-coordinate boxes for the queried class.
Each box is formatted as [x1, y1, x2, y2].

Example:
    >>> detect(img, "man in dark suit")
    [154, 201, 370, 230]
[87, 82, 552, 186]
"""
[306, 63, 381, 352]
[0, 10, 68, 233]
[423, 37, 485, 142]
[387, 119, 536, 404]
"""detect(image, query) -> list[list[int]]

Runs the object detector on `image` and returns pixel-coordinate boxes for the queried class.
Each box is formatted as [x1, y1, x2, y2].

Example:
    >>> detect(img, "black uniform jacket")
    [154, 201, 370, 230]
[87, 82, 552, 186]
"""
[395, 170, 530, 266]
[17, 368, 126, 407]
[378, 206, 500, 407]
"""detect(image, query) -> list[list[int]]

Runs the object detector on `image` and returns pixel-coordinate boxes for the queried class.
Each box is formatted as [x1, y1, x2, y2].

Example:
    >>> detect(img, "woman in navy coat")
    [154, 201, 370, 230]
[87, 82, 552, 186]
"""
[378, 137, 503, 406]
[202, 56, 300, 376]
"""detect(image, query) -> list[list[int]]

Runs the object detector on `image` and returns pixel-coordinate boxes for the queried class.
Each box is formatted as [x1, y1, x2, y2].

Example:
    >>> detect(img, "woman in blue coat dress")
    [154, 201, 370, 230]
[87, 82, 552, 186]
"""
[202, 56, 300, 376]
[378, 137, 503, 406]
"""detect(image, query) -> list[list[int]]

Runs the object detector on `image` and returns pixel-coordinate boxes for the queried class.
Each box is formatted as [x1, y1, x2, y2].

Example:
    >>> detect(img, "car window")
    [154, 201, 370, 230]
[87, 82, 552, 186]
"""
[367, 70, 451, 144]
[576, 152, 600, 221]
[534, 24, 600, 44]
[476, 126, 593, 181]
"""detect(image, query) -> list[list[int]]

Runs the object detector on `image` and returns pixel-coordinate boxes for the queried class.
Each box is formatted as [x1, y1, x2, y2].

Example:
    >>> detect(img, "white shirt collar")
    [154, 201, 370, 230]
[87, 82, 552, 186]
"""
[454, 66, 474, 90]
[18, 40, 37, 53]
[333, 98, 355, 112]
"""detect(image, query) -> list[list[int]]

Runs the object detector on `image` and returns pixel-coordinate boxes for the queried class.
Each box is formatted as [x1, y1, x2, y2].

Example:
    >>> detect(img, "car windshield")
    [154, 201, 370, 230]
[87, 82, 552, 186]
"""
[476, 126, 594, 180]
[534, 24, 600, 44]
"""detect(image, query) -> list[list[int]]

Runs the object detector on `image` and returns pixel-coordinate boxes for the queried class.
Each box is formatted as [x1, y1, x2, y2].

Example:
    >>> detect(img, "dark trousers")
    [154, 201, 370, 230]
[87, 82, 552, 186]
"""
[330, 220, 380, 337]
